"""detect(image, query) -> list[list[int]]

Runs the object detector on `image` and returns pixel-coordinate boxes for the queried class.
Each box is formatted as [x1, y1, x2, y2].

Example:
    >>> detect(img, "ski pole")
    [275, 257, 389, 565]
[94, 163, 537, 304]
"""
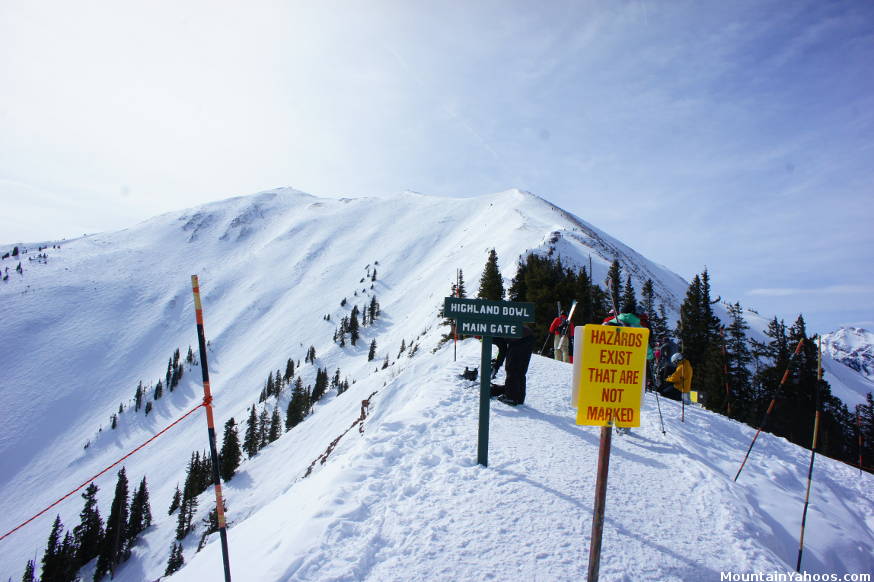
[796, 337, 822, 572]
[539, 333, 551, 356]
[734, 339, 805, 482]
[721, 327, 732, 417]
[654, 388, 665, 435]
[857, 404, 864, 475]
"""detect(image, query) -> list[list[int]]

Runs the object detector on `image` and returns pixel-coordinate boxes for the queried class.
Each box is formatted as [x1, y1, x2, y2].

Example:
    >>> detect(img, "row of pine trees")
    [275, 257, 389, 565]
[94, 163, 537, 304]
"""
[25, 468, 152, 582]
[463, 249, 873, 471]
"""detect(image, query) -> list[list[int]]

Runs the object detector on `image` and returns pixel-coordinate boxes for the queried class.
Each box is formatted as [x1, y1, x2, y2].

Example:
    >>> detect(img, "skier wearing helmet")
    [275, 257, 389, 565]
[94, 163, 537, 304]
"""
[666, 353, 693, 404]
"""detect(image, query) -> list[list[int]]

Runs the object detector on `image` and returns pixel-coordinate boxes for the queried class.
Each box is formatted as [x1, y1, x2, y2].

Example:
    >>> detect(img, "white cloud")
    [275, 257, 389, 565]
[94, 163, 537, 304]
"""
[748, 285, 874, 297]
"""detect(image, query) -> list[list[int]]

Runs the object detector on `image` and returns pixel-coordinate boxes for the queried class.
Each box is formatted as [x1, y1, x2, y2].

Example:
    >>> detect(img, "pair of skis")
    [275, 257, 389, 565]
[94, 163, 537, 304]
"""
[539, 300, 577, 355]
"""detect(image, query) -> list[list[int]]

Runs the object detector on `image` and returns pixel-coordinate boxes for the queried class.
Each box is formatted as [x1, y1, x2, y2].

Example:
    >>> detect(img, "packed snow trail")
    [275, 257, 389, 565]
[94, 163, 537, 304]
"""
[177, 340, 873, 581]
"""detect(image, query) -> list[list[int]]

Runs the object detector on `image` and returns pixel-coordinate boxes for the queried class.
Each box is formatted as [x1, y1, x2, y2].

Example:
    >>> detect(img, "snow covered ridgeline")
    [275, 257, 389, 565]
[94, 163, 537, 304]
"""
[0, 187, 871, 579]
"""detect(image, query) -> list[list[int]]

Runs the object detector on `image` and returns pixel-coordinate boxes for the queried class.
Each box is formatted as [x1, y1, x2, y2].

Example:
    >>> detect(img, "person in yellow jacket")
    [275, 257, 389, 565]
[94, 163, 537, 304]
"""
[666, 353, 693, 404]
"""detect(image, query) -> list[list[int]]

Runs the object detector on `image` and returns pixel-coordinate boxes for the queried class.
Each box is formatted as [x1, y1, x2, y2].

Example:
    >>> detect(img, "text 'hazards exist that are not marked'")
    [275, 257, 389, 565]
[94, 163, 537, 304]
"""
[576, 324, 649, 427]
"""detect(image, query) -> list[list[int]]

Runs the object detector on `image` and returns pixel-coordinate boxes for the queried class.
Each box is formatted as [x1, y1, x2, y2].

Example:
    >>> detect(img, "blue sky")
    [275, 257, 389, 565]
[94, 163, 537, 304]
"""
[1, 0, 872, 334]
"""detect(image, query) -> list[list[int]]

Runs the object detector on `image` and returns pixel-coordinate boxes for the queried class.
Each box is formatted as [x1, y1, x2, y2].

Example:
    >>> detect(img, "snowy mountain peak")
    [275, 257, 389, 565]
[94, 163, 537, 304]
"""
[823, 326, 874, 380]
[1, 188, 871, 580]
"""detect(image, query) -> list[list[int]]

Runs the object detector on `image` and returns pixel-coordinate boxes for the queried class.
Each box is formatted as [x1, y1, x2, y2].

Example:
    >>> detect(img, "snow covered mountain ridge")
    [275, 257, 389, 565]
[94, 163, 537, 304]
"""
[0, 187, 871, 580]
[823, 327, 874, 380]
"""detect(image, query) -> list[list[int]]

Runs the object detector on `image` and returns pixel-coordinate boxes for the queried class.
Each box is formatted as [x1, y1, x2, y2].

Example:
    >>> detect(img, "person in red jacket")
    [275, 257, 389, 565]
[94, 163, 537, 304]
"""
[549, 311, 570, 362]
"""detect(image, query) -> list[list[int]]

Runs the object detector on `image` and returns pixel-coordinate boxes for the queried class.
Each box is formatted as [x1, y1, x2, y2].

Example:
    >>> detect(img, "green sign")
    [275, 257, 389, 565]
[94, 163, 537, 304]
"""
[457, 319, 524, 338]
[444, 297, 535, 323]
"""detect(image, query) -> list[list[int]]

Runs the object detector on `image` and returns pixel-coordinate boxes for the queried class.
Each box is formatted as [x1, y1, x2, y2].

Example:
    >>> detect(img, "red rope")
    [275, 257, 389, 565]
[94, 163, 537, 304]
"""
[0, 402, 204, 542]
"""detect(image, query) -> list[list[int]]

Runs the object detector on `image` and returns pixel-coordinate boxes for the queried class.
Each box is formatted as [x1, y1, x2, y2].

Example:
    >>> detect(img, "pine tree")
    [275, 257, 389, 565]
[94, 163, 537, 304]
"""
[165, 542, 184, 575]
[154, 379, 163, 400]
[311, 368, 328, 403]
[257, 407, 270, 449]
[74, 482, 104, 568]
[268, 405, 282, 443]
[134, 382, 143, 412]
[477, 249, 505, 300]
[41, 515, 65, 582]
[219, 418, 241, 482]
[21, 559, 36, 582]
[286, 377, 307, 430]
[368, 339, 377, 361]
[168, 484, 182, 515]
[175, 494, 198, 541]
[398, 339, 406, 358]
[59, 531, 77, 582]
[368, 295, 379, 323]
[620, 275, 637, 314]
[724, 303, 754, 422]
[382, 354, 389, 369]
[508, 259, 527, 302]
[606, 259, 622, 312]
[349, 306, 360, 346]
[284, 358, 295, 383]
[127, 477, 152, 546]
[676, 269, 723, 409]
[243, 406, 259, 458]
[94, 467, 130, 580]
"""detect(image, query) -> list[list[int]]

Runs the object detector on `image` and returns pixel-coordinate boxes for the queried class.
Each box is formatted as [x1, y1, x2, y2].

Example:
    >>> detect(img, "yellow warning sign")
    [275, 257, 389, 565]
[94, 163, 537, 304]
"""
[575, 324, 649, 427]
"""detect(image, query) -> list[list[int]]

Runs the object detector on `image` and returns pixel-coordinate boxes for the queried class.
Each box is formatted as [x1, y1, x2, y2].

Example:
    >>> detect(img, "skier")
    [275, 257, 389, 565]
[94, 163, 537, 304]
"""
[490, 325, 534, 406]
[549, 311, 570, 362]
[666, 353, 693, 404]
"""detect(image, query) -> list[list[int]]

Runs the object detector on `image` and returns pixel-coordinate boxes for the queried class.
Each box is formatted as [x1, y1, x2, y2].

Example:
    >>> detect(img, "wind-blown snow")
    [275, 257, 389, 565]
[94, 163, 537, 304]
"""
[0, 188, 871, 580]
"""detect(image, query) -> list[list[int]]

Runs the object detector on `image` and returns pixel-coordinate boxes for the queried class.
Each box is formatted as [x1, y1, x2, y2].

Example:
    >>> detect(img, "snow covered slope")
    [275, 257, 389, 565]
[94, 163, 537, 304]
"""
[0, 188, 871, 580]
[822, 328, 874, 407]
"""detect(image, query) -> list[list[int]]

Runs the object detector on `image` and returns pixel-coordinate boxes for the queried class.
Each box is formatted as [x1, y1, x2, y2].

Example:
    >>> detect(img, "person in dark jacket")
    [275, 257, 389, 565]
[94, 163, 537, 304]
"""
[490, 325, 535, 406]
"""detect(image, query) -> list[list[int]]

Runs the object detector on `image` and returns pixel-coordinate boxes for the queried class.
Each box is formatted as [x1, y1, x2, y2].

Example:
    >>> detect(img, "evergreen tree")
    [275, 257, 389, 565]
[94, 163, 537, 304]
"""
[650, 303, 671, 345]
[382, 354, 389, 369]
[285, 377, 307, 430]
[21, 559, 36, 582]
[368, 295, 380, 323]
[398, 339, 406, 358]
[268, 405, 282, 443]
[620, 275, 638, 314]
[154, 379, 163, 400]
[59, 531, 77, 582]
[368, 339, 377, 361]
[145, 401, 153, 415]
[284, 358, 295, 383]
[243, 405, 259, 458]
[477, 249, 505, 300]
[606, 259, 622, 312]
[134, 382, 143, 412]
[74, 482, 104, 568]
[165, 542, 184, 576]
[724, 303, 754, 422]
[311, 368, 328, 403]
[257, 407, 270, 449]
[127, 477, 152, 545]
[40, 515, 65, 582]
[175, 495, 198, 541]
[168, 484, 182, 515]
[507, 259, 527, 302]
[349, 306, 360, 346]
[265, 372, 275, 400]
[94, 467, 130, 581]
[219, 418, 241, 482]
[676, 270, 723, 410]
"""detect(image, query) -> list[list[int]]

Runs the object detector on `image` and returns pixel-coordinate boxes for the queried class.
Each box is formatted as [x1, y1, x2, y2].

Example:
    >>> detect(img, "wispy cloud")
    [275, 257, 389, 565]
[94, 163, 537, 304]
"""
[748, 285, 874, 297]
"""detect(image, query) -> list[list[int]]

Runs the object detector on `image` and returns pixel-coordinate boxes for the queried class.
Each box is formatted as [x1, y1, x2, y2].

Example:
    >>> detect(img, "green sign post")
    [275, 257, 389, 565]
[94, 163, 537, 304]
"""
[444, 297, 535, 466]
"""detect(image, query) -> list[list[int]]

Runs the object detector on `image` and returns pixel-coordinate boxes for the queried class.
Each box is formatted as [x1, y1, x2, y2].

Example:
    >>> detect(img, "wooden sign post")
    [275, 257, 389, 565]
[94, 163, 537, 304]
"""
[573, 324, 649, 581]
[444, 297, 534, 466]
